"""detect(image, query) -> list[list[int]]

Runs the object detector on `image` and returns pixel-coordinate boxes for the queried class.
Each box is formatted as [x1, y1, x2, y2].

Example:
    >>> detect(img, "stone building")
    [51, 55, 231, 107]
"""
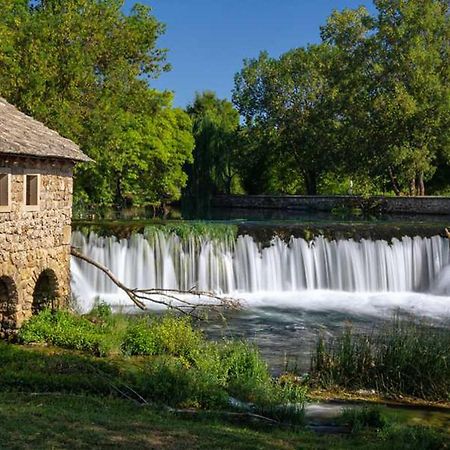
[0, 98, 91, 335]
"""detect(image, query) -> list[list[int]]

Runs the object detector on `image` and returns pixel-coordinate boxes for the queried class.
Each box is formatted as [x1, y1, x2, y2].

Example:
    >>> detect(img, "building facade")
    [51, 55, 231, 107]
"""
[0, 98, 90, 336]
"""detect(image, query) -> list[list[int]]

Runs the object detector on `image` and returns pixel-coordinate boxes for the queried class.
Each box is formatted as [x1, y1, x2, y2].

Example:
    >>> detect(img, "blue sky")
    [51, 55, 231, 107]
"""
[124, 1, 375, 108]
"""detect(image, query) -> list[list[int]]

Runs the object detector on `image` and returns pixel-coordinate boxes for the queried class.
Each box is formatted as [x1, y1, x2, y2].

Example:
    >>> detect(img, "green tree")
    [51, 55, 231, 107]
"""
[322, 0, 450, 195]
[0, 0, 194, 209]
[186, 92, 241, 198]
[373, 0, 449, 195]
[233, 46, 341, 195]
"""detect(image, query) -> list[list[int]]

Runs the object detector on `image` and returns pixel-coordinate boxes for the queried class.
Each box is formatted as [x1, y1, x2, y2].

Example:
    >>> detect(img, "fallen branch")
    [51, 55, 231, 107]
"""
[161, 406, 280, 426]
[71, 246, 241, 315]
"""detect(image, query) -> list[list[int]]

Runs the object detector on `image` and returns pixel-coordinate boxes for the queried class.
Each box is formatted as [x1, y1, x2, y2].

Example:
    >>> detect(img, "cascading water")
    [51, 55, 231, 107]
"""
[71, 230, 450, 313]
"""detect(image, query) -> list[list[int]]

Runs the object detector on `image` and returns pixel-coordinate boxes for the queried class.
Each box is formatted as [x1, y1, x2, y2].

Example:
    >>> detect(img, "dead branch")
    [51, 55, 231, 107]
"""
[70, 246, 241, 316]
[160, 406, 279, 426]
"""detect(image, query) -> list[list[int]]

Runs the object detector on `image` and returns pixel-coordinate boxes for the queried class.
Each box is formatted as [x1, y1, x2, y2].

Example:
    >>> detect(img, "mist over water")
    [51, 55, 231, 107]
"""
[71, 230, 450, 317]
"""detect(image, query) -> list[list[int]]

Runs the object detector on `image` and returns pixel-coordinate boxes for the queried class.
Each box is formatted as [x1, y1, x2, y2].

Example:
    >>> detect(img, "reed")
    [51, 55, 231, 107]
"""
[310, 317, 450, 401]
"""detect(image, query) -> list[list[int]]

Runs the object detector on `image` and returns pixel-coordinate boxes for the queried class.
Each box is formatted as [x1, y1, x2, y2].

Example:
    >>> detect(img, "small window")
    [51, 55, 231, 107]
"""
[25, 174, 39, 207]
[0, 172, 11, 211]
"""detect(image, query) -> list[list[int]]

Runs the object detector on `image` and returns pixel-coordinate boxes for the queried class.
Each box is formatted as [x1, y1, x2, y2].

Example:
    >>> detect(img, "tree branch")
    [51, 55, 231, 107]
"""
[70, 246, 241, 316]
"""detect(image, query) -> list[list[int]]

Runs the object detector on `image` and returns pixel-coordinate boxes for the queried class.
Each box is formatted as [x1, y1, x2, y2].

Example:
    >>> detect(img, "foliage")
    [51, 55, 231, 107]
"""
[340, 406, 388, 433]
[310, 318, 450, 401]
[18, 308, 116, 356]
[121, 315, 203, 358]
[233, 0, 450, 196]
[15, 308, 307, 414]
[0, 0, 194, 209]
[233, 45, 341, 195]
[337, 406, 447, 449]
[185, 91, 242, 199]
[322, 0, 450, 196]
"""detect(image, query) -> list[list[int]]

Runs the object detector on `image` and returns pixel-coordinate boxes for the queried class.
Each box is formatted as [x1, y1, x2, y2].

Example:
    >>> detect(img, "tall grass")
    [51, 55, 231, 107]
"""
[16, 307, 307, 417]
[338, 406, 447, 449]
[310, 318, 450, 401]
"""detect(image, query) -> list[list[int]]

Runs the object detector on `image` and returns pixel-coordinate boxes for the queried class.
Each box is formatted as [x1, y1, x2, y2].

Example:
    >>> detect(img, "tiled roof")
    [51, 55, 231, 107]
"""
[0, 97, 91, 163]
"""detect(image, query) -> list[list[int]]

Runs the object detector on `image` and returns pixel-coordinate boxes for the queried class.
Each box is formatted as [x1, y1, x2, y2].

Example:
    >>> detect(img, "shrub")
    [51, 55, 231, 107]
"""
[18, 309, 110, 356]
[16, 309, 308, 417]
[134, 356, 230, 408]
[121, 315, 203, 358]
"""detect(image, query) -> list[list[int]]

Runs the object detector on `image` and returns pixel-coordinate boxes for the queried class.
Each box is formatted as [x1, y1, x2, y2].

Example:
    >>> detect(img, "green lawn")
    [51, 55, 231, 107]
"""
[0, 393, 386, 450]
[0, 335, 448, 449]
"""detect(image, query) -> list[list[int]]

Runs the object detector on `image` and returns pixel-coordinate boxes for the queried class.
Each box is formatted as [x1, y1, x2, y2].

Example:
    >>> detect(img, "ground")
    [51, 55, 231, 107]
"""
[0, 393, 389, 450]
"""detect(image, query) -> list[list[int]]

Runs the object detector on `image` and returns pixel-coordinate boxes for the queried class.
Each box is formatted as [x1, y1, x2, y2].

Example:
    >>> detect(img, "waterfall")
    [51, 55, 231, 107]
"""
[71, 231, 450, 305]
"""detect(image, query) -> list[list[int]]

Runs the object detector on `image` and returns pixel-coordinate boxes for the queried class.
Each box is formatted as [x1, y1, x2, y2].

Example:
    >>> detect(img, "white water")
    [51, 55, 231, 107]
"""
[71, 231, 450, 314]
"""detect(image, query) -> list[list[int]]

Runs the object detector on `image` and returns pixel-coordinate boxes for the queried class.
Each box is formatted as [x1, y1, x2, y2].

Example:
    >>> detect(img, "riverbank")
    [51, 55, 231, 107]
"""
[2, 307, 450, 448]
[0, 393, 423, 450]
[1, 347, 448, 449]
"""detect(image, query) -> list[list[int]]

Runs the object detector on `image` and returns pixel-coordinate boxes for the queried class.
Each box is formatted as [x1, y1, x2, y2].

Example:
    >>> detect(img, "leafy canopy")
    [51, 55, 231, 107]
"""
[0, 0, 194, 209]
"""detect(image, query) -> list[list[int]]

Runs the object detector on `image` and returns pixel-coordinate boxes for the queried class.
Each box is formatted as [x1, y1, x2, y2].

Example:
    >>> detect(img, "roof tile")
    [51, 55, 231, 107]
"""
[0, 97, 92, 163]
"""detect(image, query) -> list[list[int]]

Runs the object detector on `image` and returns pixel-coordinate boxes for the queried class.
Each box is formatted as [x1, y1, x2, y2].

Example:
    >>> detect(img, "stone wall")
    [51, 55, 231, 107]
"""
[0, 156, 74, 335]
[211, 195, 450, 215]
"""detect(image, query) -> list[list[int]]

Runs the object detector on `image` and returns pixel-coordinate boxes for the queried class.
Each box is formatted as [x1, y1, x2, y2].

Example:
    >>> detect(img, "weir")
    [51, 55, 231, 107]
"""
[71, 231, 450, 302]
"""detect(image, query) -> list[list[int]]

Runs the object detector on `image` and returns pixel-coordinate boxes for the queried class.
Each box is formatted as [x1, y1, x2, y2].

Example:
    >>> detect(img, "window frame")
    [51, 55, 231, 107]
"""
[0, 168, 12, 213]
[23, 173, 41, 212]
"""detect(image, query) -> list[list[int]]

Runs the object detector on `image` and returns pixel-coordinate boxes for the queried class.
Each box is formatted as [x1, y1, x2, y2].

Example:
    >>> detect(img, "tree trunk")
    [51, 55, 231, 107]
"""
[418, 172, 425, 196]
[114, 173, 123, 209]
[388, 167, 401, 196]
[409, 177, 416, 196]
[304, 171, 318, 195]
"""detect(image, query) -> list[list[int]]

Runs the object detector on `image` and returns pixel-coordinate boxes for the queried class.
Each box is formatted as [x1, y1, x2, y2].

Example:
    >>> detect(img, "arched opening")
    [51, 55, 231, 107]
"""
[0, 276, 18, 334]
[32, 269, 59, 314]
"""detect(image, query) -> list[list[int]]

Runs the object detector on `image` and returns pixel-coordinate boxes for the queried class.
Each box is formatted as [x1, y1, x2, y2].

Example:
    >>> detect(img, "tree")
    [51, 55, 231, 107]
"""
[186, 92, 241, 199]
[233, 46, 341, 195]
[373, 0, 449, 195]
[322, 0, 450, 195]
[234, 0, 449, 196]
[0, 0, 194, 209]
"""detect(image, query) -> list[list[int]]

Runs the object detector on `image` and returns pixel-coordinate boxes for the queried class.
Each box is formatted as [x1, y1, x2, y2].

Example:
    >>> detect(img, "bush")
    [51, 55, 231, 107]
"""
[134, 356, 230, 408]
[18, 305, 130, 356]
[310, 319, 450, 401]
[121, 315, 203, 358]
[16, 308, 308, 417]
[18, 309, 109, 356]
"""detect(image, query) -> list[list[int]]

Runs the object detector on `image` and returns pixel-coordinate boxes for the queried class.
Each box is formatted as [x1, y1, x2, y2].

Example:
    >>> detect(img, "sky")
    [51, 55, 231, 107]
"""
[123, 1, 375, 108]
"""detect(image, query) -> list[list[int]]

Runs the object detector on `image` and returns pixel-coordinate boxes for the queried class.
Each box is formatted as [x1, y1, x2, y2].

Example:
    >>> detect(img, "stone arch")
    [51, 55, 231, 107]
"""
[0, 275, 18, 335]
[32, 269, 59, 314]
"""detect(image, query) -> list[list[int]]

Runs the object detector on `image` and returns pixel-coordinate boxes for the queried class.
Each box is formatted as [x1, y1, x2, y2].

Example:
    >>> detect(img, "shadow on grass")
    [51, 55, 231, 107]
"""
[0, 393, 333, 450]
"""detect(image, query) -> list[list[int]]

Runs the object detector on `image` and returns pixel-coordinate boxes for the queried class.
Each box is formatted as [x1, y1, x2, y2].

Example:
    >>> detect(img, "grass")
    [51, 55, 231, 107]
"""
[15, 307, 307, 418]
[339, 406, 388, 433]
[0, 393, 304, 450]
[337, 406, 448, 450]
[2, 310, 450, 448]
[310, 318, 450, 401]
[1, 393, 448, 449]
[72, 220, 239, 242]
